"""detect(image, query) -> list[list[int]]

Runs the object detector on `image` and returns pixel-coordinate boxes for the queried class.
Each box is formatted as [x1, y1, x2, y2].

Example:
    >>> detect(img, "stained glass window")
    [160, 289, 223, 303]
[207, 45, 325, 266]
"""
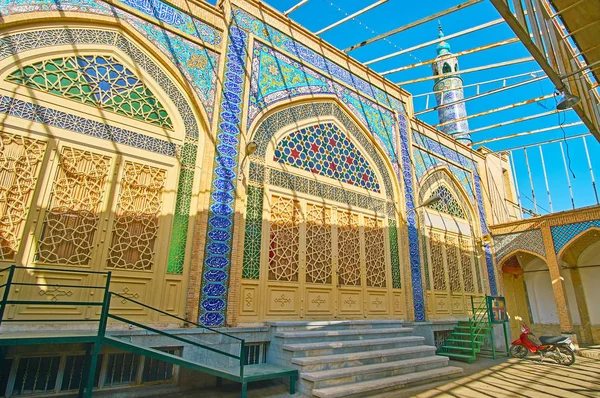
[6, 55, 173, 129]
[426, 185, 466, 219]
[273, 123, 381, 193]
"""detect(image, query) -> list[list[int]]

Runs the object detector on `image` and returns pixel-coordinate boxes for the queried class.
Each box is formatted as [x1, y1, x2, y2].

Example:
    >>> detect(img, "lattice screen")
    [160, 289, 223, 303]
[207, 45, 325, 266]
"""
[430, 232, 446, 291]
[365, 216, 386, 288]
[36, 147, 111, 265]
[446, 236, 462, 293]
[268, 196, 300, 281]
[305, 204, 332, 284]
[106, 162, 166, 271]
[0, 132, 46, 261]
[337, 210, 361, 286]
[460, 237, 475, 293]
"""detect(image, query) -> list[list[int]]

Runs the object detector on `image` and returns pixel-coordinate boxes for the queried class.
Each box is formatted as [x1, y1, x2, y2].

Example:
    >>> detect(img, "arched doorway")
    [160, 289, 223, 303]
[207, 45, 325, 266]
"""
[559, 228, 600, 344]
[237, 101, 405, 323]
[0, 24, 207, 322]
[418, 168, 486, 319]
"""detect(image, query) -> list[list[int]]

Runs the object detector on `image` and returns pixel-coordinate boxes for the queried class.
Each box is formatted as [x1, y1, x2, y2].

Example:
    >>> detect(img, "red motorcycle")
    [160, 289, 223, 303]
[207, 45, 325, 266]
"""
[509, 324, 576, 366]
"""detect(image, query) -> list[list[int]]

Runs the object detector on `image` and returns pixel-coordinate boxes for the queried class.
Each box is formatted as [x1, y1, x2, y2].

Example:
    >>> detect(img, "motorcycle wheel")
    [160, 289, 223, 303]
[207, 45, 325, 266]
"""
[510, 344, 528, 358]
[556, 346, 575, 366]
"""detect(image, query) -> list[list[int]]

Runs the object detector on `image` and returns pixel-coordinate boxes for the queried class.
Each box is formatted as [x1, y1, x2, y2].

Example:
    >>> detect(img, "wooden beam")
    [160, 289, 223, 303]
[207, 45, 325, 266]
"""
[284, 0, 309, 16]
[315, 0, 388, 35]
[343, 0, 484, 53]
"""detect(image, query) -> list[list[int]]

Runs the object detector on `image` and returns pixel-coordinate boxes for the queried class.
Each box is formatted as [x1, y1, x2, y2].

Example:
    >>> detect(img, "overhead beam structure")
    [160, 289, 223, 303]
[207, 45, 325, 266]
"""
[435, 93, 555, 128]
[343, 0, 484, 53]
[284, 0, 309, 16]
[381, 38, 520, 75]
[489, 0, 600, 141]
[365, 18, 505, 66]
[396, 57, 535, 86]
[315, 0, 388, 35]
[473, 122, 584, 145]
[468, 109, 566, 134]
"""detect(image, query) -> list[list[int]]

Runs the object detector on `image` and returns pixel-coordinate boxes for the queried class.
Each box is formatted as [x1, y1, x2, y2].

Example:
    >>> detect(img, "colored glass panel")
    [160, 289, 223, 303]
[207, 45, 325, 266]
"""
[273, 123, 381, 193]
[427, 185, 467, 219]
[7, 55, 173, 129]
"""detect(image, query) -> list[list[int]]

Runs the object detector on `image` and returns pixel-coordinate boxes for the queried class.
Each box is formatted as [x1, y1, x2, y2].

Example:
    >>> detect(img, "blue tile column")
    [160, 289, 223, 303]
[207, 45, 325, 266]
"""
[397, 114, 425, 321]
[474, 174, 498, 296]
[198, 26, 248, 327]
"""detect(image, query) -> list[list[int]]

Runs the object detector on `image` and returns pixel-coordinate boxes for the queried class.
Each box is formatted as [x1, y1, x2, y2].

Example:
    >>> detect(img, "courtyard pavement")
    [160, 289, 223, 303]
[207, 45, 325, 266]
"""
[174, 355, 600, 398]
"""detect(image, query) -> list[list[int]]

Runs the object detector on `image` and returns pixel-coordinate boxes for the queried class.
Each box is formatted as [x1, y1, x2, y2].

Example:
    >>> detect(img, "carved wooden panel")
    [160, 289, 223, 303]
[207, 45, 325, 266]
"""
[430, 232, 446, 291]
[434, 294, 450, 315]
[268, 196, 300, 282]
[452, 295, 465, 314]
[305, 204, 332, 284]
[239, 283, 259, 317]
[459, 237, 475, 293]
[103, 275, 153, 319]
[266, 287, 298, 316]
[393, 292, 405, 315]
[305, 288, 333, 316]
[367, 291, 388, 314]
[364, 217, 386, 288]
[338, 290, 362, 316]
[337, 210, 361, 286]
[446, 236, 462, 293]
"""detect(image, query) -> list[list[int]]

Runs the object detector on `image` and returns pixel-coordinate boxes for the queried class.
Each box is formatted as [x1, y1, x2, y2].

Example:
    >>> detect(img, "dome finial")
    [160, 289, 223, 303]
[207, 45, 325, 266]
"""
[438, 20, 444, 38]
[436, 20, 451, 55]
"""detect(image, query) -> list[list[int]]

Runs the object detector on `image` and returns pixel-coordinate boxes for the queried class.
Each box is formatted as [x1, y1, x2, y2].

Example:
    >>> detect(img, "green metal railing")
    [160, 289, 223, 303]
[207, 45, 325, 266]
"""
[0, 265, 248, 397]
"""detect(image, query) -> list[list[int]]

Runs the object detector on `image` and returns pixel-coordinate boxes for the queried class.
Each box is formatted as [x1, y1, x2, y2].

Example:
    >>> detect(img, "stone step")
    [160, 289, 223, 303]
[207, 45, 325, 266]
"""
[283, 336, 425, 357]
[274, 327, 413, 344]
[291, 345, 437, 372]
[311, 366, 464, 398]
[268, 320, 404, 332]
[302, 355, 449, 390]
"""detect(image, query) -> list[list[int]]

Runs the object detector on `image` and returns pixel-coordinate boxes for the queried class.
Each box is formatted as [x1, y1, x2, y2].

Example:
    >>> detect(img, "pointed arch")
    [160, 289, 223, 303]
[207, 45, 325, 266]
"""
[558, 227, 600, 266]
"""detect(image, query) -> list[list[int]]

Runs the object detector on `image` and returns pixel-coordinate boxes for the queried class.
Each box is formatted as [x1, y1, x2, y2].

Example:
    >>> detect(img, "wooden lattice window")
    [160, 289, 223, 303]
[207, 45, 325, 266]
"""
[426, 185, 466, 219]
[106, 162, 167, 271]
[0, 132, 46, 261]
[337, 210, 361, 286]
[36, 147, 111, 265]
[268, 196, 300, 282]
[305, 204, 332, 284]
[460, 237, 475, 293]
[365, 216, 386, 288]
[446, 236, 462, 293]
[6, 55, 173, 129]
[430, 232, 446, 291]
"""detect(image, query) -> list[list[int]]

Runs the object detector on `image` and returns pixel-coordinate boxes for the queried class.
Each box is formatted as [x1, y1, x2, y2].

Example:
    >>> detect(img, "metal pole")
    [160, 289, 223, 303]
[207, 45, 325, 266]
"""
[284, 0, 309, 16]
[0, 266, 15, 325]
[538, 145, 553, 213]
[344, 0, 484, 52]
[467, 109, 564, 135]
[473, 122, 583, 145]
[397, 57, 535, 86]
[365, 18, 505, 66]
[523, 148, 538, 214]
[437, 93, 555, 129]
[381, 37, 519, 75]
[413, 69, 544, 98]
[415, 75, 547, 115]
[582, 136, 599, 204]
[559, 142, 576, 209]
[509, 151, 524, 218]
[491, 133, 591, 153]
[315, 0, 388, 35]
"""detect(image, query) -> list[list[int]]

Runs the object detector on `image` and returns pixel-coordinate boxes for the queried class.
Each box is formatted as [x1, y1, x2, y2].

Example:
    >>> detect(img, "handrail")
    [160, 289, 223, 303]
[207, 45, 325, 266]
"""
[109, 292, 244, 342]
[107, 313, 241, 360]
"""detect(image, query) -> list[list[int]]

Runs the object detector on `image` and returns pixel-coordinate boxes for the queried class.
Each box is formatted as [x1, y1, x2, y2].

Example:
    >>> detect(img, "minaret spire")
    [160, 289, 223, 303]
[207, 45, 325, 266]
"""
[431, 22, 471, 145]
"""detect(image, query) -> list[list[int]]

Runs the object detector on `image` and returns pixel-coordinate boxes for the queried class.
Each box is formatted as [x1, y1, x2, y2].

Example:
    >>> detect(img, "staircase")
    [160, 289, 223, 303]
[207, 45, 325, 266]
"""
[268, 320, 463, 397]
[437, 297, 493, 363]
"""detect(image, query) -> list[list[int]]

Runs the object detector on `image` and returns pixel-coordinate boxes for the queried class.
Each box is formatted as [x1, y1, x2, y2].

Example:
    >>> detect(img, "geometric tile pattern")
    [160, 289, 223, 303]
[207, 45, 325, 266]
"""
[0, 0, 220, 122]
[398, 114, 425, 321]
[273, 123, 381, 193]
[426, 185, 467, 218]
[198, 26, 248, 327]
[551, 219, 600, 254]
[493, 229, 546, 264]
[0, 28, 199, 276]
[7, 55, 173, 129]
[248, 42, 397, 162]
[241, 184, 263, 280]
[233, 8, 405, 113]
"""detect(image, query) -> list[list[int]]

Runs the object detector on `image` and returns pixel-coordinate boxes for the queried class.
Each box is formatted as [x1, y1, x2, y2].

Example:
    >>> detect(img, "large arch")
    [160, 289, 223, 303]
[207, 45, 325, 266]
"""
[233, 99, 406, 324]
[0, 19, 210, 323]
[417, 167, 486, 319]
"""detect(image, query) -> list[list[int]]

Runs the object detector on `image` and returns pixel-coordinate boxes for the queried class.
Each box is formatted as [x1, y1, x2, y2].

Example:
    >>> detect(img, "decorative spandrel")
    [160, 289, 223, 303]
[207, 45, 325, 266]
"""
[107, 162, 166, 271]
[0, 132, 47, 261]
[6, 55, 173, 129]
[365, 216, 386, 288]
[274, 123, 380, 193]
[337, 210, 361, 286]
[268, 196, 300, 282]
[305, 204, 333, 284]
[426, 185, 467, 219]
[36, 147, 111, 265]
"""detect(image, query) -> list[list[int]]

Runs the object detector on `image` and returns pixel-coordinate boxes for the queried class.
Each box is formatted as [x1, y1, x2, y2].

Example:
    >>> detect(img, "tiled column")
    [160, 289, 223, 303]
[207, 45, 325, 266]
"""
[541, 225, 574, 334]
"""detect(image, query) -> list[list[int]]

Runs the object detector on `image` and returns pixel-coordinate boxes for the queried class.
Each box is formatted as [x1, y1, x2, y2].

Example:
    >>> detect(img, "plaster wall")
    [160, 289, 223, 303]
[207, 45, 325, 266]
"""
[523, 258, 559, 325]
[577, 240, 600, 324]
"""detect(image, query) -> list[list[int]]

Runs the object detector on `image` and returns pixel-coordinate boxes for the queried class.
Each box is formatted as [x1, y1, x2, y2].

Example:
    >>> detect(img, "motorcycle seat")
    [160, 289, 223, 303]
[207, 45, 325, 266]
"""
[539, 335, 568, 345]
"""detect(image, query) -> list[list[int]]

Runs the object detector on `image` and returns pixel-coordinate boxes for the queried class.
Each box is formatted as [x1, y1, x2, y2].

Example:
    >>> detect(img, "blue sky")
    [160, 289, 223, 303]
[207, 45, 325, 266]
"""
[214, 0, 600, 215]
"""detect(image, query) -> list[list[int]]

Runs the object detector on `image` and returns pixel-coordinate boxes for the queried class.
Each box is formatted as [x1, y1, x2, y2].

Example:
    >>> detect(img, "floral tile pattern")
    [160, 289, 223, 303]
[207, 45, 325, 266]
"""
[551, 219, 600, 254]
[493, 229, 546, 264]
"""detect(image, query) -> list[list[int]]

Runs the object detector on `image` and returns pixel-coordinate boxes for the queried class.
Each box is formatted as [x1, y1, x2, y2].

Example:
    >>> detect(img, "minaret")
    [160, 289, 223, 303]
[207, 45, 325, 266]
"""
[432, 23, 471, 145]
